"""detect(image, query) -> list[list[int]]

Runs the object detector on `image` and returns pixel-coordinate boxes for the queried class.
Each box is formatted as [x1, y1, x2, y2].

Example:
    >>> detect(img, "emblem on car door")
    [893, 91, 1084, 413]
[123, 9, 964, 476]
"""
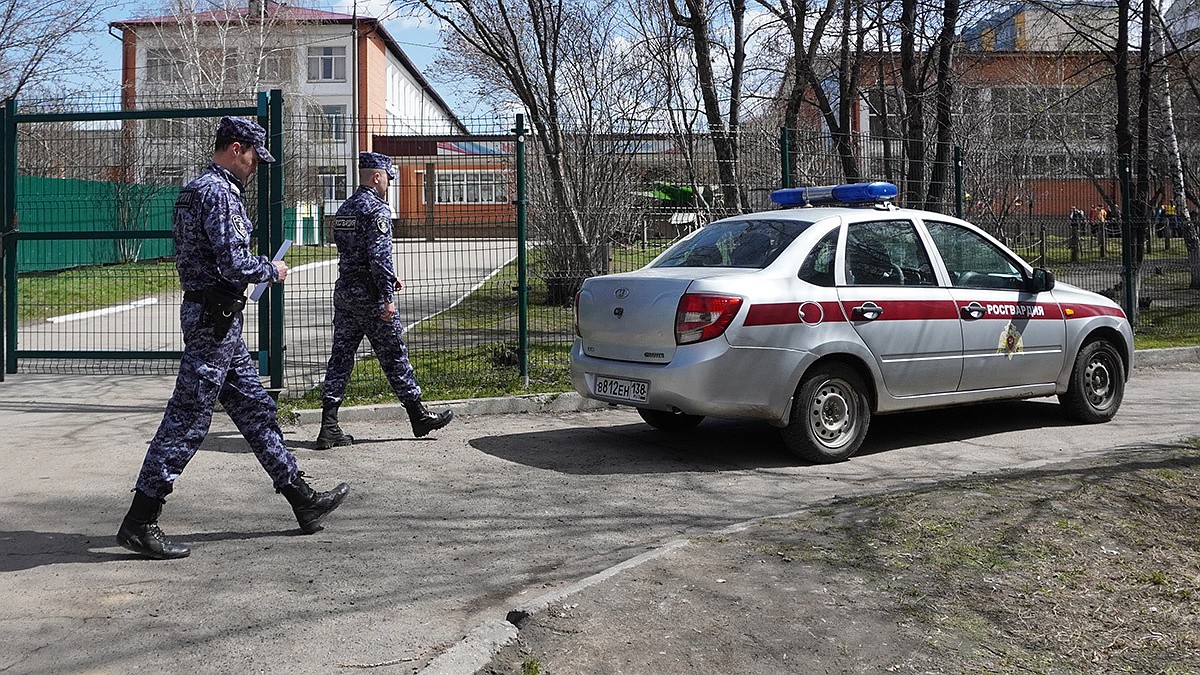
[615, 288, 630, 299]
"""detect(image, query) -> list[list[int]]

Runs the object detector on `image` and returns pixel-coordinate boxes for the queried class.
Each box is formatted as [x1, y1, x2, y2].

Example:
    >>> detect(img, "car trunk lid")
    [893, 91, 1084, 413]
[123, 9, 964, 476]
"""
[576, 274, 695, 363]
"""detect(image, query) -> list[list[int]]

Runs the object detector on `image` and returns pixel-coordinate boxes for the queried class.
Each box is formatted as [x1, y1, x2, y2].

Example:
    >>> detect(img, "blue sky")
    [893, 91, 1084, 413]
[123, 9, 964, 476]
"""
[70, 0, 482, 116]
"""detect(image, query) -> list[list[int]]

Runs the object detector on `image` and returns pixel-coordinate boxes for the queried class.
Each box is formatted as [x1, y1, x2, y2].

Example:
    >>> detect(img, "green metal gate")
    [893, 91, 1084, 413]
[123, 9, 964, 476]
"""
[0, 91, 287, 389]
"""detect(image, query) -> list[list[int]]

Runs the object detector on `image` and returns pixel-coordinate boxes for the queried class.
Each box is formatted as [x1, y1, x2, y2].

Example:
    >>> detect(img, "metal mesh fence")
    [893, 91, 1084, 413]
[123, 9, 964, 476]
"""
[4, 100, 1199, 398]
[5, 94, 255, 374]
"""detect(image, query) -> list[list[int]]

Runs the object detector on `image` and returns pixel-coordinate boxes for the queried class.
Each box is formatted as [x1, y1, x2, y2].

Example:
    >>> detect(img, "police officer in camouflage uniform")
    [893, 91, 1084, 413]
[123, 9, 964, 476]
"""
[315, 152, 452, 449]
[117, 117, 349, 560]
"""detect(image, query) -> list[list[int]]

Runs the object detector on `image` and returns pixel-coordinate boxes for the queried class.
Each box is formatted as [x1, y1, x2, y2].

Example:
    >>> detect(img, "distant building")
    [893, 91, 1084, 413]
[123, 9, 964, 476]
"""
[109, 0, 492, 240]
[844, 1, 1127, 216]
[1164, 0, 1200, 45]
[962, 1, 1118, 52]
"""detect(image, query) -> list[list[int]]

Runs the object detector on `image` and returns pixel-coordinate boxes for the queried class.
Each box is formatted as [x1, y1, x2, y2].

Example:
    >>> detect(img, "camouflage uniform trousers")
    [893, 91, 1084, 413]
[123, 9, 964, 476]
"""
[135, 301, 298, 499]
[321, 296, 422, 409]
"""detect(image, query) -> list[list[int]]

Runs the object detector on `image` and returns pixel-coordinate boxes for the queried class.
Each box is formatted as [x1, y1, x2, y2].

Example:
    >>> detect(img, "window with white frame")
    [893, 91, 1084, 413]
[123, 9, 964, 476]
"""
[307, 46, 346, 82]
[156, 166, 186, 185]
[431, 171, 510, 204]
[320, 105, 346, 141]
[317, 166, 348, 202]
[259, 50, 292, 83]
[146, 49, 184, 84]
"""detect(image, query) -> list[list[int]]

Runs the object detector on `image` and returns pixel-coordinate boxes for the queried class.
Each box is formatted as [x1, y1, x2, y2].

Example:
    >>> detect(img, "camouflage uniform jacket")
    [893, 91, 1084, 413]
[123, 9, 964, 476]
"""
[332, 185, 397, 306]
[173, 162, 279, 293]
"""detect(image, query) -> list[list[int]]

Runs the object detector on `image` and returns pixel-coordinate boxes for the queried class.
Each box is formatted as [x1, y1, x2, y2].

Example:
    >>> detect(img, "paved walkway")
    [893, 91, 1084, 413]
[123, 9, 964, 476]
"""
[0, 348, 1196, 674]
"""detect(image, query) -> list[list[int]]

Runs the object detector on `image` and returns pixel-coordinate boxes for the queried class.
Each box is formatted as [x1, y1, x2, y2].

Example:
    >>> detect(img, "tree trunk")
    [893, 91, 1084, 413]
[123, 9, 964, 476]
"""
[899, 0, 925, 208]
[926, 0, 959, 209]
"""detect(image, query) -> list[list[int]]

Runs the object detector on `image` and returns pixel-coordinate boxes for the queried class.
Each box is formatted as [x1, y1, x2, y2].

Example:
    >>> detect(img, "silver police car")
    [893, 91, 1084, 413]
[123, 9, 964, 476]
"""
[571, 182, 1133, 463]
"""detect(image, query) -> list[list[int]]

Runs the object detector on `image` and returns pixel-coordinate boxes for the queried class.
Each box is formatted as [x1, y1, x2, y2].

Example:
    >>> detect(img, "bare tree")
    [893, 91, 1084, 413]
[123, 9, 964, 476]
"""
[754, 0, 868, 182]
[405, 0, 663, 301]
[0, 0, 116, 99]
[1154, 2, 1200, 289]
[661, 0, 751, 213]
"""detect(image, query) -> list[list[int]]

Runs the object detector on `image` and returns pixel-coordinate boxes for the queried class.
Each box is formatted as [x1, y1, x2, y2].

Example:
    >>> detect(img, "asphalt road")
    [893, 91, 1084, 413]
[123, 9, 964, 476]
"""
[1, 361, 1198, 674]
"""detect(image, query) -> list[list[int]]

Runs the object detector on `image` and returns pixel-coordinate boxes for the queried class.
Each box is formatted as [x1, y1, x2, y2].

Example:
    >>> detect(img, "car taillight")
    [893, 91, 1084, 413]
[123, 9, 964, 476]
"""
[574, 291, 581, 337]
[675, 293, 743, 345]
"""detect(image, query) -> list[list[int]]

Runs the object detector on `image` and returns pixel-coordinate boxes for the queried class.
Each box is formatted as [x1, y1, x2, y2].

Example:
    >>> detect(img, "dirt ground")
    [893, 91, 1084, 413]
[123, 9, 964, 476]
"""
[484, 443, 1200, 674]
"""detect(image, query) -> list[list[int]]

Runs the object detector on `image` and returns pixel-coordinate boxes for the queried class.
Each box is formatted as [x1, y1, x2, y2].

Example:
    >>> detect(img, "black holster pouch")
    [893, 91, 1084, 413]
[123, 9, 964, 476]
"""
[359, 272, 381, 300]
[185, 287, 246, 340]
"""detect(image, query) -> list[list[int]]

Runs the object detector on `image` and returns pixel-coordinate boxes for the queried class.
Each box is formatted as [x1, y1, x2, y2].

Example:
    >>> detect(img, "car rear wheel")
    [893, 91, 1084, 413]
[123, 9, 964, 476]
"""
[637, 408, 705, 431]
[1059, 339, 1125, 423]
[782, 363, 871, 463]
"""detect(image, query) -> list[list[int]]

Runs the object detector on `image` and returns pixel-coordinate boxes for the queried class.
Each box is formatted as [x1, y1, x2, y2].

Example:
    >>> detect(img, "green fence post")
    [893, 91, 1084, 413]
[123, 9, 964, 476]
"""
[0, 98, 8, 381]
[255, 92, 271, 378]
[779, 127, 791, 189]
[268, 89, 285, 392]
[954, 146, 964, 219]
[3, 97, 16, 375]
[1119, 154, 1135, 320]
[513, 114, 528, 385]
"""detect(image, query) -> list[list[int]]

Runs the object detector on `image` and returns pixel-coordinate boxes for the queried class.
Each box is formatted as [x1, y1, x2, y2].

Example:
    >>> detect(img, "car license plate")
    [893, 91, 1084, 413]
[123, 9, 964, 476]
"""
[594, 375, 649, 403]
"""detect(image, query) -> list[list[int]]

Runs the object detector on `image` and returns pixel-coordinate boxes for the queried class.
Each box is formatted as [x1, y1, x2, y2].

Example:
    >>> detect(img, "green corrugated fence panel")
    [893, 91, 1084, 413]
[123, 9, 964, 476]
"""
[15, 175, 177, 272]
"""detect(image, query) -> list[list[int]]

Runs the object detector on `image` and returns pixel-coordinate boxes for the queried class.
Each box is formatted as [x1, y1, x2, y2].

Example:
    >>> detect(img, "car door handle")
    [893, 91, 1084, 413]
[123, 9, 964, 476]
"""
[853, 302, 883, 321]
[961, 302, 986, 320]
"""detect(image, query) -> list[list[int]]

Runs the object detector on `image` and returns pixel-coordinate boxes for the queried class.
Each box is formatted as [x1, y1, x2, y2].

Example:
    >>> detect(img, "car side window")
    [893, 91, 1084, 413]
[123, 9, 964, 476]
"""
[926, 220, 1025, 290]
[798, 229, 838, 287]
[844, 220, 937, 286]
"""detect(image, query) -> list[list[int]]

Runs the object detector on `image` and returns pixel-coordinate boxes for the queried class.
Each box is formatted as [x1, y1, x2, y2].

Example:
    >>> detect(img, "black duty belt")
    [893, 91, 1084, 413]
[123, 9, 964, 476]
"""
[183, 290, 207, 303]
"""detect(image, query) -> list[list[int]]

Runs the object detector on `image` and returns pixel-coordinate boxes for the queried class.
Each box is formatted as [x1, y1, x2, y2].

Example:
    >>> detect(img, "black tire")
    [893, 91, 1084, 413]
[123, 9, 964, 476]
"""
[1058, 339, 1125, 423]
[637, 408, 705, 431]
[781, 362, 871, 463]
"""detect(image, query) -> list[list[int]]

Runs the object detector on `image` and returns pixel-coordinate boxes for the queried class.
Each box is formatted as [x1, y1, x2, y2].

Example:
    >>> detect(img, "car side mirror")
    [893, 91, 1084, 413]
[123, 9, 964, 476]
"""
[1027, 268, 1055, 293]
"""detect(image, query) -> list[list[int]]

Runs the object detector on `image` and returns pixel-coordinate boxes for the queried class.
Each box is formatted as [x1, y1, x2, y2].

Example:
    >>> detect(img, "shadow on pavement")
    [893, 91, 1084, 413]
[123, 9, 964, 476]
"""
[471, 398, 1079, 474]
[285, 436, 433, 451]
[0, 528, 299, 572]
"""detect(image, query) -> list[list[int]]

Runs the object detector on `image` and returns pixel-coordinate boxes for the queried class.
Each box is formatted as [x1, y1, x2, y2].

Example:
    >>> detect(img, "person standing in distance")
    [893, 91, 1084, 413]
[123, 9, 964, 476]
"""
[117, 117, 349, 560]
[315, 151, 452, 449]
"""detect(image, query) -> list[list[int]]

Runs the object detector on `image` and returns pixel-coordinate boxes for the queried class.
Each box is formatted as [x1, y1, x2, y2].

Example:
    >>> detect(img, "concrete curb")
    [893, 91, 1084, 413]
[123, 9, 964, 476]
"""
[1133, 345, 1200, 369]
[411, 540, 693, 675]
[417, 619, 519, 675]
[290, 391, 612, 426]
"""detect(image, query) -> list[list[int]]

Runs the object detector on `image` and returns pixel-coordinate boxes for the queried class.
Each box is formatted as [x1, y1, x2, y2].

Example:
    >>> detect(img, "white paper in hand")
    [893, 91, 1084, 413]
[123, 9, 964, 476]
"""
[250, 239, 292, 302]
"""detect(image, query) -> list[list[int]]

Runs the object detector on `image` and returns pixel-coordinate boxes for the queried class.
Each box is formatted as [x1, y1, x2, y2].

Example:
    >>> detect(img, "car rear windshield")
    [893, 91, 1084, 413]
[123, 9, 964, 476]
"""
[652, 219, 814, 269]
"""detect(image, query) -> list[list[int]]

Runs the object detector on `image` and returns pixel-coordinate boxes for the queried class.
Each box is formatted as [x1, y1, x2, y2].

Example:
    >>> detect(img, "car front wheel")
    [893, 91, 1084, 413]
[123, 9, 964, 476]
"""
[1059, 339, 1125, 423]
[637, 408, 705, 431]
[782, 362, 871, 463]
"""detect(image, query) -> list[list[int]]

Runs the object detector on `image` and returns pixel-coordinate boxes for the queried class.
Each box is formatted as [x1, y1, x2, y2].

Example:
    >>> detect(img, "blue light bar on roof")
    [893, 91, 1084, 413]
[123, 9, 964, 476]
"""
[771, 181, 899, 207]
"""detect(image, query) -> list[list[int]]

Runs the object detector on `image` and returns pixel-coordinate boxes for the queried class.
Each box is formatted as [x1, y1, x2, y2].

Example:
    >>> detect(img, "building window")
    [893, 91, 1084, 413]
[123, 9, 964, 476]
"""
[260, 50, 292, 83]
[431, 171, 510, 204]
[320, 105, 346, 141]
[307, 46, 346, 82]
[153, 166, 186, 186]
[865, 89, 902, 139]
[317, 166, 348, 202]
[146, 49, 183, 84]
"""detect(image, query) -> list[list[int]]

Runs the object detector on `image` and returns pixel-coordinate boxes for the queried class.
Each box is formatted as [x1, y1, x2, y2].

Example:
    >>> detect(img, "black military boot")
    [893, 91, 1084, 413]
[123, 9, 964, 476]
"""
[314, 405, 353, 450]
[404, 399, 453, 438]
[278, 473, 350, 534]
[116, 490, 191, 560]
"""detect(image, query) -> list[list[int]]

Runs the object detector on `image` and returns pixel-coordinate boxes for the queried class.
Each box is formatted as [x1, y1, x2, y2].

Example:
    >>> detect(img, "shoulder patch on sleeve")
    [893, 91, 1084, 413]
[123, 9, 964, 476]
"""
[376, 213, 392, 235]
[174, 188, 196, 209]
